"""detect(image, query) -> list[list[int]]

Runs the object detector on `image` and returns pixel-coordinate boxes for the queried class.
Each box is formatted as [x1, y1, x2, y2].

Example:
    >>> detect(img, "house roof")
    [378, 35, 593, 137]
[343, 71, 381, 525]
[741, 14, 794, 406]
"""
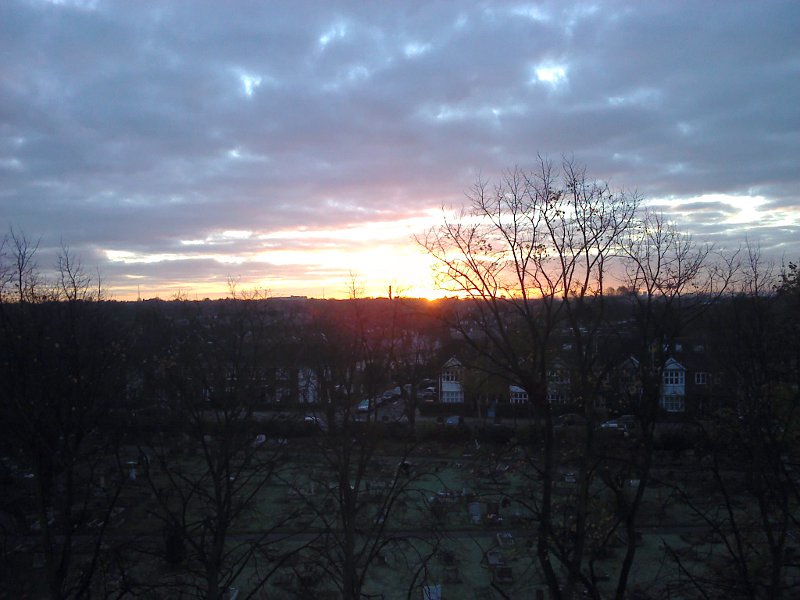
[664, 357, 686, 371]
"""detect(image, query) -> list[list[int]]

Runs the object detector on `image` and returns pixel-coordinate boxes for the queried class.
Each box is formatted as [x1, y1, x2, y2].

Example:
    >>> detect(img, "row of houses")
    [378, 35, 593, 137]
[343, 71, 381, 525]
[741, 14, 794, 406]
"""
[435, 343, 724, 416]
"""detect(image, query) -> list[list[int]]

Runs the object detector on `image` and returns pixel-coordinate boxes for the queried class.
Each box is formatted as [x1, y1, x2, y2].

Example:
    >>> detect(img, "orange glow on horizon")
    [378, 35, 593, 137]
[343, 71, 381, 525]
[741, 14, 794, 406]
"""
[105, 212, 457, 301]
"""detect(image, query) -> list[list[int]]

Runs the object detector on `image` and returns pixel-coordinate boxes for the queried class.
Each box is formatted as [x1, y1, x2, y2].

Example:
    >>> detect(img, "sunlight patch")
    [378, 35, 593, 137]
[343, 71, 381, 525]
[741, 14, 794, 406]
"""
[661, 194, 781, 227]
[105, 249, 246, 265]
[425, 102, 525, 123]
[404, 42, 431, 58]
[607, 88, 662, 108]
[218, 230, 252, 240]
[532, 63, 568, 87]
[238, 73, 262, 97]
[38, 0, 98, 9]
[319, 22, 348, 49]
[181, 230, 253, 246]
[226, 147, 269, 163]
[510, 5, 550, 22]
[105, 250, 184, 264]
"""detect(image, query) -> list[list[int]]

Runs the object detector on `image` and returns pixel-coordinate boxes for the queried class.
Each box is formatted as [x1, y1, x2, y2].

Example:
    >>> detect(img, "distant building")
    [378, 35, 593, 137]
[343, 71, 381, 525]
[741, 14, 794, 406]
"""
[660, 357, 686, 412]
[439, 357, 465, 404]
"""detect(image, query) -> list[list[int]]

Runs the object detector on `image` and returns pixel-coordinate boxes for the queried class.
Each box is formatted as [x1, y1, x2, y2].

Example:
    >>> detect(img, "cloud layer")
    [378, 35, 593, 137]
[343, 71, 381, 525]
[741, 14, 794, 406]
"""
[2, 0, 799, 298]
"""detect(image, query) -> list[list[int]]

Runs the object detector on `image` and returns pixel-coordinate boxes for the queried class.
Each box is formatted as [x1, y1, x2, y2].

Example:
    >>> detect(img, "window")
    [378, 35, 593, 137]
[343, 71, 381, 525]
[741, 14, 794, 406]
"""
[547, 390, 565, 404]
[661, 394, 685, 412]
[548, 369, 570, 384]
[441, 370, 459, 383]
[663, 369, 685, 386]
[510, 390, 528, 404]
[695, 372, 707, 385]
[441, 390, 463, 403]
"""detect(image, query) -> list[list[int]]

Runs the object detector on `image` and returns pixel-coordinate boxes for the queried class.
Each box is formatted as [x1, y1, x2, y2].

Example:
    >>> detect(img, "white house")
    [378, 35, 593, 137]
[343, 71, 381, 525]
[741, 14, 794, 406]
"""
[509, 385, 529, 404]
[439, 357, 465, 404]
[660, 357, 686, 412]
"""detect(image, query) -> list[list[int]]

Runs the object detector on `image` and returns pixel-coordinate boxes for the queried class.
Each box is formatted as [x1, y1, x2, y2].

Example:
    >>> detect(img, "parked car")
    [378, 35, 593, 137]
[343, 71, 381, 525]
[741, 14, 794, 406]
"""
[422, 387, 437, 402]
[382, 387, 401, 402]
[600, 415, 638, 435]
[444, 415, 464, 427]
[303, 415, 326, 431]
[357, 398, 372, 413]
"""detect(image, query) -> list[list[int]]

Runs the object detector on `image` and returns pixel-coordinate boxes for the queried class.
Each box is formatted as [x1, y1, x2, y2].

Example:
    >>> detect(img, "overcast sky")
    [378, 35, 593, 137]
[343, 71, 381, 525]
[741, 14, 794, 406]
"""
[2, 0, 798, 299]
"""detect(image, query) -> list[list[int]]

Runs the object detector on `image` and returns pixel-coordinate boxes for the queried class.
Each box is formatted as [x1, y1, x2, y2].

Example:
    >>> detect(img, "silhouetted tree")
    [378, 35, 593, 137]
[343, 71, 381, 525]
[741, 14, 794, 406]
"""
[292, 297, 441, 600]
[421, 158, 643, 599]
[0, 232, 129, 598]
[661, 247, 800, 599]
[134, 295, 297, 599]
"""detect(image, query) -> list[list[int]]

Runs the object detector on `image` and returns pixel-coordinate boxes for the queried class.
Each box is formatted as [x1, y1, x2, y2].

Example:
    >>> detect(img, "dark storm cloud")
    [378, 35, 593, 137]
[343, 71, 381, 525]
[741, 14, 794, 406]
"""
[1, 0, 798, 296]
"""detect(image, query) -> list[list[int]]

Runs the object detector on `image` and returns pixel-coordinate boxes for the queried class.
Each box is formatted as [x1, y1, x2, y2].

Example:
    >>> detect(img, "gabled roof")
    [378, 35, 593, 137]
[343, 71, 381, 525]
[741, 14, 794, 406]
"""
[664, 357, 686, 371]
[618, 355, 640, 369]
[442, 356, 462, 369]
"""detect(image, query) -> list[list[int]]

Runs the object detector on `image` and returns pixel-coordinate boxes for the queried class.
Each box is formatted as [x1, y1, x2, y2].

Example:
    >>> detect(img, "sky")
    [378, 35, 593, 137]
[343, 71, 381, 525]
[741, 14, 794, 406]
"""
[1, 0, 799, 300]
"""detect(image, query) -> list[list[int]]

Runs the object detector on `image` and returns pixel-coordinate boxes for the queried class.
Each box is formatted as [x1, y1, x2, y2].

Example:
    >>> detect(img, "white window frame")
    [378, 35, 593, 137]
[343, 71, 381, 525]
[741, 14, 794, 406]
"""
[441, 390, 463, 403]
[510, 390, 528, 404]
[663, 369, 685, 386]
[441, 370, 459, 383]
[695, 372, 707, 385]
[661, 394, 685, 412]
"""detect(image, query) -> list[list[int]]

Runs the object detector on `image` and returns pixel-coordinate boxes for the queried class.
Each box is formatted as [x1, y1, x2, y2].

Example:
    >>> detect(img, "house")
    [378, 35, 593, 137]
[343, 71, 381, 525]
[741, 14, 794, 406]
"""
[600, 356, 643, 412]
[660, 357, 686, 412]
[675, 340, 726, 415]
[509, 385, 528, 404]
[297, 367, 319, 404]
[439, 357, 465, 404]
[546, 359, 571, 404]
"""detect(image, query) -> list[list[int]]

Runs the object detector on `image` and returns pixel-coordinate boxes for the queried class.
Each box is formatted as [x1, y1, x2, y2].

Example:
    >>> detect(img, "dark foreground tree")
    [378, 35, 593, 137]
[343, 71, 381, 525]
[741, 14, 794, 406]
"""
[421, 158, 643, 598]
[288, 297, 441, 600]
[421, 159, 736, 599]
[661, 248, 800, 599]
[0, 232, 129, 598]
[131, 295, 301, 599]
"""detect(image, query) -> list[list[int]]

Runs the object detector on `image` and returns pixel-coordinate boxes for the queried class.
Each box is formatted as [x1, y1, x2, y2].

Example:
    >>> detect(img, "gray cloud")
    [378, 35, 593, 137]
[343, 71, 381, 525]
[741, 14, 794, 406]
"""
[2, 0, 798, 297]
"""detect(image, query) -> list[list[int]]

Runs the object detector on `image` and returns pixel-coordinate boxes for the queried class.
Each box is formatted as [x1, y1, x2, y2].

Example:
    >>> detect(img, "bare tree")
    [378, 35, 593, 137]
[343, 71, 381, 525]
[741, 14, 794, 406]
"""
[0, 227, 42, 303]
[385, 298, 443, 430]
[134, 298, 297, 599]
[0, 236, 128, 598]
[289, 297, 441, 600]
[659, 246, 800, 599]
[421, 158, 642, 598]
[592, 210, 737, 598]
